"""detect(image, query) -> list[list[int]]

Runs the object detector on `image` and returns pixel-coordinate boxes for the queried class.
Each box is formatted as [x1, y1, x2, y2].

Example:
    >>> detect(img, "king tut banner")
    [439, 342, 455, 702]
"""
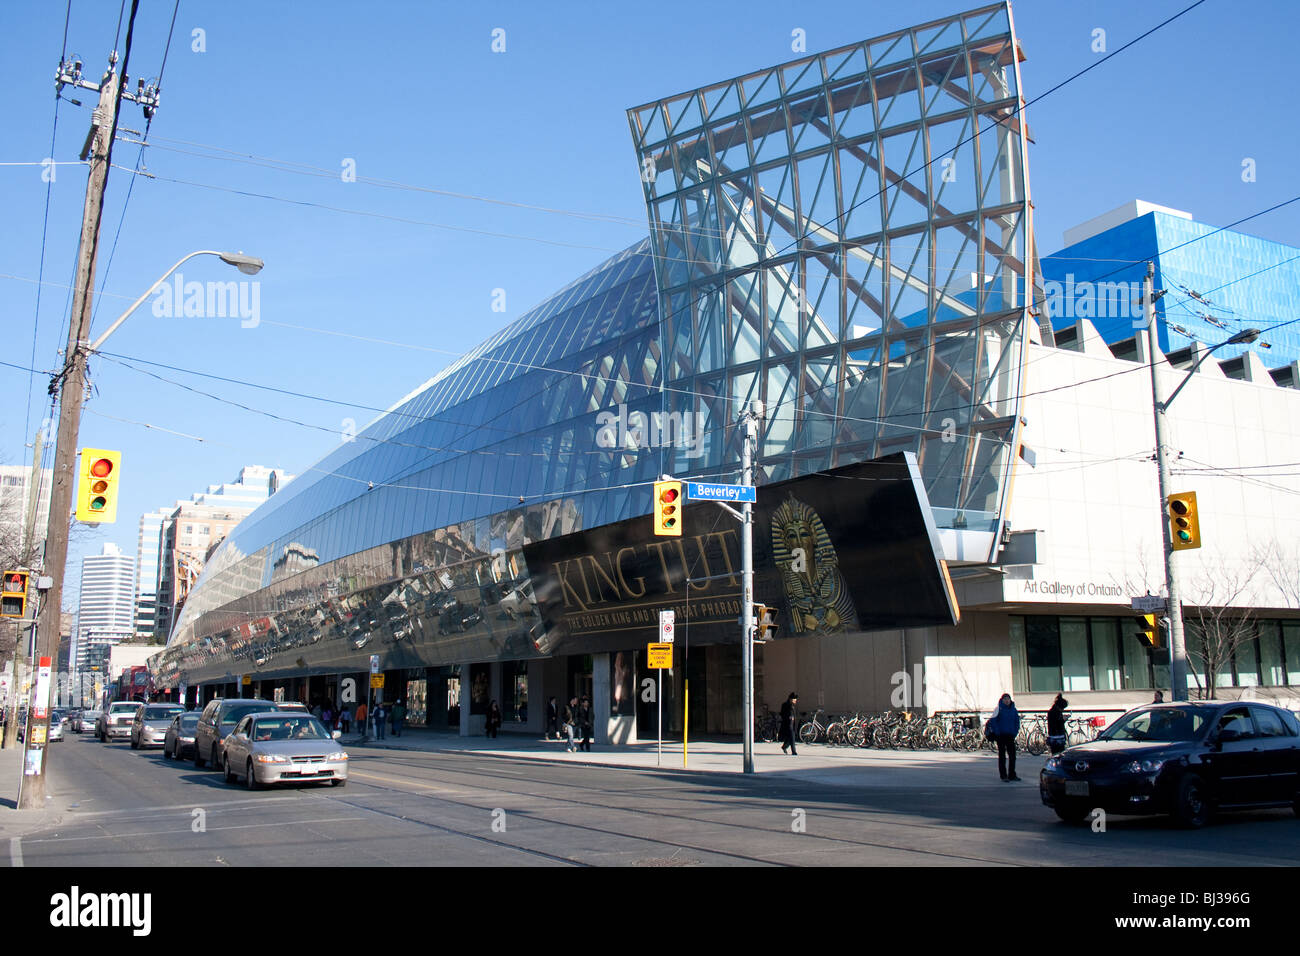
[523, 452, 958, 651]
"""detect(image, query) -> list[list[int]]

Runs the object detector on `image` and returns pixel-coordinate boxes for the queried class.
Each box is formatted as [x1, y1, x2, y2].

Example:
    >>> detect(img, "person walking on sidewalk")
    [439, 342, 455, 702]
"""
[1046, 693, 1068, 756]
[373, 702, 386, 740]
[486, 701, 502, 739]
[355, 701, 367, 738]
[392, 699, 406, 737]
[339, 705, 352, 735]
[987, 693, 1021, 781]
[547, 697, 559, 740]
[562, 697, 578, 752]
[578, 697, 593, 752]
[780, 692, 799, 755]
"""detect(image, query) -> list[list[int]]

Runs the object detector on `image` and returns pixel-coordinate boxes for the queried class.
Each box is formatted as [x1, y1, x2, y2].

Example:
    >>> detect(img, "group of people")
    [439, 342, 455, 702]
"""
[310, 699, 408, 739]
[545, 695, 593, 752]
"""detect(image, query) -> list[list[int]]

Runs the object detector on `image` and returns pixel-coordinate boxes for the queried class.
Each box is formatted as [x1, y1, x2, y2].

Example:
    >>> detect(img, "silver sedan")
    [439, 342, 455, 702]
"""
[221, 713, 349, 790]
[131, 704, 185, 749]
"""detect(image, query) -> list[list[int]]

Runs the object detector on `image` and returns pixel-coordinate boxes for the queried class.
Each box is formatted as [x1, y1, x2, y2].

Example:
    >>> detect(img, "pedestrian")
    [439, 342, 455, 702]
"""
[486, 700, 501, 738]
[373, 702, 386, 740]
[579, 696, 593, 752]
[780, 692, 799, 755]
[986, 692, 1021, 781]
[563, 697, 578, 752]
[1046, 693, 1069, 756]
[547, 696, 559, 740]
[312, 702, 323, 721]
[322, 703, 334, 730]
[339, 705, 351, 734]
[355, 701, 367, 737]
[1153, 690, 1165, 704]
[392, 699, 406, 737]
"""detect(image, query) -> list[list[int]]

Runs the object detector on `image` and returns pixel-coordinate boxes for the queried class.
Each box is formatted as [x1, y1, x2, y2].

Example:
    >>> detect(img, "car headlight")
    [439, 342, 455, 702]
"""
[255, 754, 292, 763]
[1045, 757, 1061, 771]
[1122, 759, 1165, 774]
[326, 752, 348, 761]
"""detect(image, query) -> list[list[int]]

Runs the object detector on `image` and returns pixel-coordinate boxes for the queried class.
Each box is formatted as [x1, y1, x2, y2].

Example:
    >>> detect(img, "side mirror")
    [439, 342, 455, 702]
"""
[1217, 727, 1242, 745]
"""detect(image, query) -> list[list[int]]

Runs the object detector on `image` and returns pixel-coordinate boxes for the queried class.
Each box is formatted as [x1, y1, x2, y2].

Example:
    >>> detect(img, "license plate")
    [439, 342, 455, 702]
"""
[1065, 781, 1090, 797]
[297, 764, 316, 775]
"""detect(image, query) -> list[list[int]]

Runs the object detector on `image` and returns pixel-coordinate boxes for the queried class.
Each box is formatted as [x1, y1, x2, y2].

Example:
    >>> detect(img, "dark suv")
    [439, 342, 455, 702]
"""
[193, 698, 281, 770]
[1041, 701, 1300, 828]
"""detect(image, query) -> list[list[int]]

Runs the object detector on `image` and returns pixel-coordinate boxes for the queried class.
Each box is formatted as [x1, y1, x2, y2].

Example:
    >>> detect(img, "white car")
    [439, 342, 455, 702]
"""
[221, 712, 349, 789]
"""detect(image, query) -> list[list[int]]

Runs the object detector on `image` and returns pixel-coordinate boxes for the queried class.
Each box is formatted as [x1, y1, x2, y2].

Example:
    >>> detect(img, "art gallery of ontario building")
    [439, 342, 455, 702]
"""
[155, 3, 1300, 740]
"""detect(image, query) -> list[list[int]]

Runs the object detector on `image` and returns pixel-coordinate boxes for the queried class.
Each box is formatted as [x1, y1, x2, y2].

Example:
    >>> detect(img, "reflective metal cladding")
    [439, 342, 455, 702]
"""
[158, 3, 1033, 688]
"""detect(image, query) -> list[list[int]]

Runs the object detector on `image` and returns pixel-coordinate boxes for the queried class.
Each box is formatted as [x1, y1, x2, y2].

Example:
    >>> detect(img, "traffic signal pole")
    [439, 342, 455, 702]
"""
[1144, 263, 1189, 702]
[740, 405, 757, 775]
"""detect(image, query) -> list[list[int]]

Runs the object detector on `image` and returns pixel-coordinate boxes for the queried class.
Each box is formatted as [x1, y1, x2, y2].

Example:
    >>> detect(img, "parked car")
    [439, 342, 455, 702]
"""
[131, 703, 186, 749]
[162, 711, 202, 760]
[73, 709, 102, 733]
[220, 712, 348, 789]
[97, 702, 144, 742]
[277, 702, 310, 713]
[1041, 701, 1300, 828]
[193, 698, 280, 770]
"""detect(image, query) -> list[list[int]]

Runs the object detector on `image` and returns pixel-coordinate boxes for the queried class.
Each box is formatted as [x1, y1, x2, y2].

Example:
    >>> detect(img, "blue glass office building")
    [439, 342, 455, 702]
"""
[159, 4, 1042, 730]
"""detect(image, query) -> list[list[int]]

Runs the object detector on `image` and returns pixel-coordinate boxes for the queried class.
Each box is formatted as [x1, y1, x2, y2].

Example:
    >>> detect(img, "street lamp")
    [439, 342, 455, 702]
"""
[1144, 262, 1256, 702]
[87, 250, 265, 352]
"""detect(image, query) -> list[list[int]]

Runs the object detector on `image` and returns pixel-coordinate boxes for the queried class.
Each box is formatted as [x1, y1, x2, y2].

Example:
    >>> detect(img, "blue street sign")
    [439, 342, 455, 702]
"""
[686, 481, 756, 503]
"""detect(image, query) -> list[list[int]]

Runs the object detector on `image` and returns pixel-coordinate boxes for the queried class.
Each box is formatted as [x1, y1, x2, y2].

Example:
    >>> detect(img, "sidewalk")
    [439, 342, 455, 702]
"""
[342, 727, 1047, 790]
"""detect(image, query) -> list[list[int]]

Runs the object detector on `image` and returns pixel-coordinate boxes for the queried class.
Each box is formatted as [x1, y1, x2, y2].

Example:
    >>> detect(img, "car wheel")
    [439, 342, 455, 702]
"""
[130, 735, 139, 750]
[330, 777, 346, 788]
[164, 741, 173, 760]
[1172, 775, 1211, 829]
[246, 761, 262, 791]
[1053, 802, 1090, 825]
[194, 742, 206, 769]
[224, 755, 237, 785]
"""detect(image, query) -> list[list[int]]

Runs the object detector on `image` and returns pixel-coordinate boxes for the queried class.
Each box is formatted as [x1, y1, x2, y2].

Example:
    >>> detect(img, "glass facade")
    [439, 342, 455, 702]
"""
[627, 2, 1035, 537]
[158, 4, 1037, 690]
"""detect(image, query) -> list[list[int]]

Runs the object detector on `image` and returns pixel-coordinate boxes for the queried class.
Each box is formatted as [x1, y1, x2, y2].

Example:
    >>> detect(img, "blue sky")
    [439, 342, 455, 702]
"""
[2, 0, 1297, 610]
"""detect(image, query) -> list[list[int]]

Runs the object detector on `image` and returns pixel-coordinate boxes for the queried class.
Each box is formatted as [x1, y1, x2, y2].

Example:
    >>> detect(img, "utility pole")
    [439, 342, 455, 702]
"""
[18, 36, 158, 808]
[1143, 263, 1188, 701]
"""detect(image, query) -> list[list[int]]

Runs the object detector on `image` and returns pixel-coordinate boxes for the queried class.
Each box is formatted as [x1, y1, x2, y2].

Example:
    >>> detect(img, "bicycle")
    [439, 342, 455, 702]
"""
[798, 708, 828, 745]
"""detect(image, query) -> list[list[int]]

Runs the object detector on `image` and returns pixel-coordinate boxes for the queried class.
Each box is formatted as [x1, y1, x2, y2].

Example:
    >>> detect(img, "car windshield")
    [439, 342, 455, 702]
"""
[180, 716, 199, 731]
[1101, 707, 1207, 742]
[145, 707, 182, 719]
[220, 704, 271, 728]
[250, 717, 330, 741]
[110, 704, 139, 713]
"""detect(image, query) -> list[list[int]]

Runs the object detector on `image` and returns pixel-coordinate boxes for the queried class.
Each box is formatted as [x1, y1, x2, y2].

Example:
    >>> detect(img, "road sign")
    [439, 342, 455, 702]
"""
[369, 654, 380, 674]
[659, 610, 675, 643]
[647, 643, 673, 669]
[370, 674, 385, 689]
[686, 481, 756, 503]
[1130, 595, 1166, 612]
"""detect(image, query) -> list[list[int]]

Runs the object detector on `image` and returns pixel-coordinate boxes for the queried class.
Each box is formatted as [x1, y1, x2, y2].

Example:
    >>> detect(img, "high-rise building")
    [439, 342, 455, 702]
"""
[0, 464, 52, 567]
[75, 543, 136, 676]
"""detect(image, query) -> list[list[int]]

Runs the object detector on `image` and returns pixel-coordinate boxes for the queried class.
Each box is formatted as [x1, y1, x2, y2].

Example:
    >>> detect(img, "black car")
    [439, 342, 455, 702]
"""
[1040, 701, 1300, 828]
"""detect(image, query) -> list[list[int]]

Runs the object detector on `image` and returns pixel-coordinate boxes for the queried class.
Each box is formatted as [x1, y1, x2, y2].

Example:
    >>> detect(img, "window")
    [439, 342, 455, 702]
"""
[1089, 618, 1122, 691]
[1259, 622, 1285, 686]
[1061, 618, 1091, 691]
[1024, 618, 1062, 692]
[1284, 624, 1300, 686]
[1250, 706, 1287, 738]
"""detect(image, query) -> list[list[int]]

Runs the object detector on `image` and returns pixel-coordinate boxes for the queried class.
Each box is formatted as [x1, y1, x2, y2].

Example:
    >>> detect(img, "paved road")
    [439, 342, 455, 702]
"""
[5, 732, 1299, 867]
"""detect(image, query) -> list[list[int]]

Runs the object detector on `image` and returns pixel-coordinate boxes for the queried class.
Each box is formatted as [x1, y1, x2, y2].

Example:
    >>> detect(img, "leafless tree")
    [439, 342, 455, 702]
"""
[1255, 539, 1300, 612]
[1180, 560, 1263, 700]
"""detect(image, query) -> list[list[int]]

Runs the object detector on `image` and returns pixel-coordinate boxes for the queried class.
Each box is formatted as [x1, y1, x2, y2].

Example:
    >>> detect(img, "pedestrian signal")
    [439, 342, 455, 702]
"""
[1167, 491, 1200, 551]
[653, 480, 682, 536]
[754, 604, 778, 642]
[75, 448, 121, 523]
[1134, 613, 1162, 649]
[2, 570, 29, 618]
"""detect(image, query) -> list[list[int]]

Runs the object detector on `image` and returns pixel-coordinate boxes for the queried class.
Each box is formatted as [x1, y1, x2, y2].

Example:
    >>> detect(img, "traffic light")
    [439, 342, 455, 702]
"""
[75, 448, 121, 523]
[753, 604, 778, 642]
[653, 480, 682, 536]
[1134, 613, 1162, 649]
[1167, 491, 1200, 551]
[1, 571, 29, 618]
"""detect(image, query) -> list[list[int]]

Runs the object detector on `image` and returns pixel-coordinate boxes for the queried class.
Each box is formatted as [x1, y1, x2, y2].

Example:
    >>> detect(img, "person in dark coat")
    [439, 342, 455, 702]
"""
[546, 697, 559, 740]
[578, 697, 593, 752]
[780, 692, 799, 756]
[562, 697, 578, 752]
[1046, 693, 1069, 755]
[988, 693, 1021, 781]
[486, 701, 502, 738]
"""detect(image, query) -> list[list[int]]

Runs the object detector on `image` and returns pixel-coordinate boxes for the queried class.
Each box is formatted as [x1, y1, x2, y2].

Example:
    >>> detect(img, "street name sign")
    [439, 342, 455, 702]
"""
[1130, 596, 1167, 612]
[686, 481, 756, 503]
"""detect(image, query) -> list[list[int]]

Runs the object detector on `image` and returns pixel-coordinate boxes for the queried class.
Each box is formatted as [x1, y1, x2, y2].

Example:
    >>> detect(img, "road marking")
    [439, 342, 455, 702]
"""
[22, 816, 368, 844]
[350, 770, 467, 793]
[9, 838, 22, 868]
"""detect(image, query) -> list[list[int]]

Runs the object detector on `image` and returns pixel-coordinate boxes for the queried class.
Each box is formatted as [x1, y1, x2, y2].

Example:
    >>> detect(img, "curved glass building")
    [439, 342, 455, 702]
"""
[158, 3, 1039, 734]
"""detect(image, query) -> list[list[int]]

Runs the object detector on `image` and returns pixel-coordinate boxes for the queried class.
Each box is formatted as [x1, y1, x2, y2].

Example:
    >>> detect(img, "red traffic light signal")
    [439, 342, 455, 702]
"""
[1, 570, 29, 618]
[653, 480, 682, 536]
